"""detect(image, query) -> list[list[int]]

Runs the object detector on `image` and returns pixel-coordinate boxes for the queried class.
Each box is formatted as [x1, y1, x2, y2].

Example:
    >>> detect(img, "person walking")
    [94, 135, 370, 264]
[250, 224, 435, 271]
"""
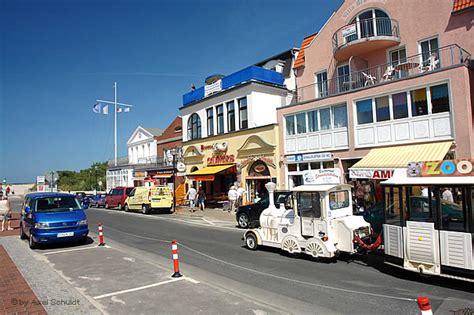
[236, 185, 245, 207]
[227, 186, 238, 213]
[0, 194, 13, 232]
[186, 185, 197, 212]
[197, 187, 206, 211]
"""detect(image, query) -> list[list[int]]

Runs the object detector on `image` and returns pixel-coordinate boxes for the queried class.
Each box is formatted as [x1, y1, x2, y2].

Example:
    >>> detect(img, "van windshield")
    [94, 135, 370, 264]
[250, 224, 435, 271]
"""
[35, 197, 82, 212]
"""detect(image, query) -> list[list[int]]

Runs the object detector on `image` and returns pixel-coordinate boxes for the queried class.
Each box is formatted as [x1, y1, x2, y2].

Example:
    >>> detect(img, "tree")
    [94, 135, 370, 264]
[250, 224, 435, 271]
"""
[57, 162, 107, 192]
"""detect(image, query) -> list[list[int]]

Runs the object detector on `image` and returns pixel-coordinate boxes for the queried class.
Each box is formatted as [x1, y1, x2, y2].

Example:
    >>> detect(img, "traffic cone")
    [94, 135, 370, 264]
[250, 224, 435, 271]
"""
[98, 223, 105, 246]
[171, 240, 182, 278]
[417, 296, 433, 315]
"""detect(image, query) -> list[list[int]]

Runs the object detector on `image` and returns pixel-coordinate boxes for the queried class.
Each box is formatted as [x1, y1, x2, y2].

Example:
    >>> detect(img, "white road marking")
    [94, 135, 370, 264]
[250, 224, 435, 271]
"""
[103, 226, 417, 303]
[185, 277, 200, 284]
[201, 218, 216, 226]
[43, 246, 105, 255]
[78, 276, 102, 281]
[123, 257, 135, 262]
[111, 296, 126, 305]
[93, 277, 185, 299]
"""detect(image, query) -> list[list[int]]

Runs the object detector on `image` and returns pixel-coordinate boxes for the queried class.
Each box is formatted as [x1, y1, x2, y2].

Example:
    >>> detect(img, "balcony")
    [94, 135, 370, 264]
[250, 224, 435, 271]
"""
[332, 17, 400, 61]
[296, 44, 471, 104]
[182, 66, 284, 106]
[107, 156, 171, 169]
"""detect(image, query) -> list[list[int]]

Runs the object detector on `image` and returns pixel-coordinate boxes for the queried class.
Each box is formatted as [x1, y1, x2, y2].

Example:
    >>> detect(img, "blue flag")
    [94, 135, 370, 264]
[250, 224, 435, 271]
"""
[92, 103, 101, 113]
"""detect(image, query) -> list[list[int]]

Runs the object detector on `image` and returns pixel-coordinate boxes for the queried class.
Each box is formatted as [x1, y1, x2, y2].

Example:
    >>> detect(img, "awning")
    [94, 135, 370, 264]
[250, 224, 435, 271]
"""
[188, 164, 234, 176]
[153, 173, 173, 178]
[349, 141, 453, 179]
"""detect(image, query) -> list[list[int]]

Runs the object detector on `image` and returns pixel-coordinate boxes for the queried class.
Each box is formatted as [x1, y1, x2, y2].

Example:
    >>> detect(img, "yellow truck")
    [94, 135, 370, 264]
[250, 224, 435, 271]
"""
[124, 186, 173, 214]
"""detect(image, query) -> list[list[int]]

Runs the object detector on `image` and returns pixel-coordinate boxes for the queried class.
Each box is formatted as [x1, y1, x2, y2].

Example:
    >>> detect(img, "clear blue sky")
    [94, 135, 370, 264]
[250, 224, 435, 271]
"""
[0, 0, 341, 183]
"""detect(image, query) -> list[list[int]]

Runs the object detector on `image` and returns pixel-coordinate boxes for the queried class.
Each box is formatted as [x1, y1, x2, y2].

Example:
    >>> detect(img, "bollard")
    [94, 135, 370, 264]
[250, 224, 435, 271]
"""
[98, 223, 105, 246]
[171, 240, 182, 278]
[417, 296, 433, 315]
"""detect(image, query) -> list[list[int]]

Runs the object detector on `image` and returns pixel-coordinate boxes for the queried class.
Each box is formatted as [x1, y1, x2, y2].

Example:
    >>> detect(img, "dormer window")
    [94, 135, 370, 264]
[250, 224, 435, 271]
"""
[347, 9, 392, 42]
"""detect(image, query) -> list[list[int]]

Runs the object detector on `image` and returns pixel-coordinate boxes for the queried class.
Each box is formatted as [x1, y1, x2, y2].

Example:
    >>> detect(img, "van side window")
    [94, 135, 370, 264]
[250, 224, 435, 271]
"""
[297, 192, 321, 219]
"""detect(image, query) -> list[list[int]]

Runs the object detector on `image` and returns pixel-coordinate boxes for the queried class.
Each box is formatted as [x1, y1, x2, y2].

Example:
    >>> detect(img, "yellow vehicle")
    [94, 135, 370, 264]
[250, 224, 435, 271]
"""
[124, 186, 174, 214]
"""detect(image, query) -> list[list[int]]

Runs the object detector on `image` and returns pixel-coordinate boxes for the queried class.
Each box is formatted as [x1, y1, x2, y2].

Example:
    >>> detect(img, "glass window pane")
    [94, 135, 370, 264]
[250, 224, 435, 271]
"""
[285, 116, 295, 135]
[392, 92, 408, 119]
[287, 164, 297, 172]
[308, 110, 318, 132]
[227, 101, 235, 132]
[333, 104, 347, 128]
[385, 187, 402, 226]
[356, 99, 373, 124]
[375, 96, 390, 121]
[320, 108, 331, 130]
[310, 162, 320, 170]
[411, 88, 428, 116]
[430, 84, 450, 113]
[440, 187, 465, 232]
[296, 113, 306, 134]
[217, 105, 224, 134]
[238, 97, 248, 129]
[329, 191, 349, 210]
[207, 108, 214, 136]
[299, 163, 309, 171]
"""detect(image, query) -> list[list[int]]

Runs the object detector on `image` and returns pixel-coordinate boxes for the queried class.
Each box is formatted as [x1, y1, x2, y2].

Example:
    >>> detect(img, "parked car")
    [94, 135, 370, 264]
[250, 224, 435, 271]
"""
[75, 192, 86, 204]
[90, 194, 107, 208]
[124, 186, 174, 214]
[105, 187, 134, 210]
[235, 191, 291, 228]
[20, 192, 89, 249]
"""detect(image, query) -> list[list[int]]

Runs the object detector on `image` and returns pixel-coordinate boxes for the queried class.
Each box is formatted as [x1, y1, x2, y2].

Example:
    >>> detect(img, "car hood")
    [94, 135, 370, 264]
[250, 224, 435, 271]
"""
[34, 211, 86, 223]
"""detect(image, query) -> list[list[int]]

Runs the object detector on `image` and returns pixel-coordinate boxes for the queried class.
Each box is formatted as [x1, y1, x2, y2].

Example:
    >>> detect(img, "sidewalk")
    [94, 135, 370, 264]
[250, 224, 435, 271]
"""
[174, 205, 237, 223]
[0, 213, 21, 237]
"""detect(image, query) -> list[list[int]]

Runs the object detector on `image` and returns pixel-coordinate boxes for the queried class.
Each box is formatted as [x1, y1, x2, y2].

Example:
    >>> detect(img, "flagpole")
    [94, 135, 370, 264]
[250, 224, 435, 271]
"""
[114, 82, 118, 167]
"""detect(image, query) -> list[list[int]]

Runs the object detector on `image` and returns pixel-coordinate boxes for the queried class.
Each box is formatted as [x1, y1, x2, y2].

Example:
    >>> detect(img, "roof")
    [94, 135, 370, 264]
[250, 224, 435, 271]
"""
[25, 192, 74, 199]
[143, 128, 164, 137]
[452, 0, 474, 13]
[350, 142, 453, 169]
[291, 184, 352, 192]
[293, 32, 318, 69]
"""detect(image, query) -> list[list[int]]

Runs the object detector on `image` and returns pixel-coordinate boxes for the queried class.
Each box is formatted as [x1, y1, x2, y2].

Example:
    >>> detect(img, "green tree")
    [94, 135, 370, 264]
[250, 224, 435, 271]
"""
[57, 162, 107, 192]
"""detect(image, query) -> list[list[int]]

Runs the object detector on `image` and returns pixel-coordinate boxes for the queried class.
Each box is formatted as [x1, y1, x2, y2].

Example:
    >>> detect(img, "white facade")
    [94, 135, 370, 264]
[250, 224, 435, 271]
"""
[106, 168, 134, 192]
[127, 126, 158, 164]
[181, 83, 291, 142]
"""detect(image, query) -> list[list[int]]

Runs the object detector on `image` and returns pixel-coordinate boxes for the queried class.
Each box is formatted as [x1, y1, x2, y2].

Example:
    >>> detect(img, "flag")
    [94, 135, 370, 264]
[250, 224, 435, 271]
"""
[117, 107, 123, 113]
[102, 105, 109, 115]
[92, 103, 101, 113]
[124, 107, 130, 112]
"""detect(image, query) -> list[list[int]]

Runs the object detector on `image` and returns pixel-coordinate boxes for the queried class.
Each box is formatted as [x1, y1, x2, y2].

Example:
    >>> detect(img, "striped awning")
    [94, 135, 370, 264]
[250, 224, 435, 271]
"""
[187, 164, 235, 176]
[351, 141, 453, 169]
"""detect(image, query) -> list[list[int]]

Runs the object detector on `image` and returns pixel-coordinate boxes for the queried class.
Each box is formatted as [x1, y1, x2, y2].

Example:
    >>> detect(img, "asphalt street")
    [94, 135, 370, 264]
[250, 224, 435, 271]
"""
[83, 207, 474, 314]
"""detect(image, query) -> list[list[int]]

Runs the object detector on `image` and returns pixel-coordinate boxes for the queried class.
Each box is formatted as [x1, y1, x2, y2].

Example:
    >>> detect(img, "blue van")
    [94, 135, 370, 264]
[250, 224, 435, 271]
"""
[20, 192, 89, 249]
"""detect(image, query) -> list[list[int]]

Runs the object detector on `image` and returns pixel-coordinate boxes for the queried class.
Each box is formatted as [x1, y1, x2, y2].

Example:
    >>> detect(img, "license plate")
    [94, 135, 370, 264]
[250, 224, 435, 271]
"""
[57, 232, 74, 237]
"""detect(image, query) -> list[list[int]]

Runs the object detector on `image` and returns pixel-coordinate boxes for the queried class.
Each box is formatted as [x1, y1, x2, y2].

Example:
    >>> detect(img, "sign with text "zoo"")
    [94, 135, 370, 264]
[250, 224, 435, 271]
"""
[417, 159, 474, 177]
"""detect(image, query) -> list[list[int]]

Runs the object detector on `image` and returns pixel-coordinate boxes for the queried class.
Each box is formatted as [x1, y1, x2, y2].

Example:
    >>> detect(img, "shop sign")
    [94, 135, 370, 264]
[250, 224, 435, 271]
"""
[204, 79, 222, 97]
[176, 162, 186, 172]
[408, 159, 474, 177]
[134, 171, 146, 177]
[201, 144, 213, 151]
[287, 152, 332, 163]
[303, 169, 341, 185]
[37, 185, 45, 192]
[240, 156, 276, 169]
[207, 154, 235, 165]
[341, 24, 356, 37]
[349, 169, 394, 179]
[36, 176, 45, 184]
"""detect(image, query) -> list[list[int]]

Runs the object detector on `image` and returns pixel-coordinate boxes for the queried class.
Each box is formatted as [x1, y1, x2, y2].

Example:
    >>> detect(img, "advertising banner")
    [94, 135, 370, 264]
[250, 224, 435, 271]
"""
[408, 159, 474, 177]
[303, 168, 341, 185]
[349, 168, 395, 179]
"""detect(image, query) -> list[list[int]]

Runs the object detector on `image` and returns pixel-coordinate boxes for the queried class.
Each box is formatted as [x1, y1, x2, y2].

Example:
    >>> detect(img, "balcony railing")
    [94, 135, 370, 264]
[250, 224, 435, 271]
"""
[107, 156, 171, 168]
[332, 17, 400, 53]
[296, 44, 471, 103]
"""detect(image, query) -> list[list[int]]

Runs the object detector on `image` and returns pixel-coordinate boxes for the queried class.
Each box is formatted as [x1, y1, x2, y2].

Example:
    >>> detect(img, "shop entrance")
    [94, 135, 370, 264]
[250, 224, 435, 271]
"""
[246, 160, 273, 203]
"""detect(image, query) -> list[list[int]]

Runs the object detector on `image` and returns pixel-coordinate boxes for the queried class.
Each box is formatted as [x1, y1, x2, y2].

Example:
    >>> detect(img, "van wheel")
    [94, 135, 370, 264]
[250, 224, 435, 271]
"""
[124, 203, 129, 212]
[29, 235, 37, 249]
[20, 224, 27, 240]
[245, 233, 258, 250]
[142, 205, 149, 215]
[117, 203, 122, 210]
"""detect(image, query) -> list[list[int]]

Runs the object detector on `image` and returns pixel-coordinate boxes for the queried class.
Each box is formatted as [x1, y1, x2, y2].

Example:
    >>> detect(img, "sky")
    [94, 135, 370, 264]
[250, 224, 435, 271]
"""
[0, 0, 342, 183]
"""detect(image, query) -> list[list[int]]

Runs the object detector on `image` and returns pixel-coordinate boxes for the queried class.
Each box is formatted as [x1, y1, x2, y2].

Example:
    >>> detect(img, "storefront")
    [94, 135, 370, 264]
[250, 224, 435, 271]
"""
[348, 141, 454, 211]
[183, 125, 280, 205]
[284, 152, 335, 189]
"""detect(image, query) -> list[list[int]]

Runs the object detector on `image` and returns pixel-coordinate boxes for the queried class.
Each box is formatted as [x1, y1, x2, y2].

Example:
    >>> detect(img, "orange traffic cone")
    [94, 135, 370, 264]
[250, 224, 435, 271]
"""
[417, 296, 433, 315]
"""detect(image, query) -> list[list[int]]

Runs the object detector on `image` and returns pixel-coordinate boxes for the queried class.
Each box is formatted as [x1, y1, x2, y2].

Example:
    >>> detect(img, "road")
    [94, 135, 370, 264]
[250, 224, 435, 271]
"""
[82, 207, 473, 314]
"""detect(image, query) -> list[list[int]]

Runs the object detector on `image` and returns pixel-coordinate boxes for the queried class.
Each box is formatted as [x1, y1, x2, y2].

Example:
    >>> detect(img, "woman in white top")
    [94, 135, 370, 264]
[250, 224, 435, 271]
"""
[0, 194, 13, 231]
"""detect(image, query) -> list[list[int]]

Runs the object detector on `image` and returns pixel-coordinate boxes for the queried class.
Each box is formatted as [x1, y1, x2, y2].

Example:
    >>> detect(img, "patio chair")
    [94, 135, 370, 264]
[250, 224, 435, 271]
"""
[381, 66, 395, 81]
[419, 54, 440, 73]
[361, 71, 376, 86]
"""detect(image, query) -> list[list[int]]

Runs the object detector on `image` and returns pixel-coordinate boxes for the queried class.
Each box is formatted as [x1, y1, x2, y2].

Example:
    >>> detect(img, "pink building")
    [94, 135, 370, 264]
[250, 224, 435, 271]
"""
[277, 0, 473, 203]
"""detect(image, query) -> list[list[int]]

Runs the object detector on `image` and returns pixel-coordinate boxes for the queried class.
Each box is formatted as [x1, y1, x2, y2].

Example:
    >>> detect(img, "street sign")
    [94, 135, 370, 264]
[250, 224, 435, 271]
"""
[37, 176, 46, 184]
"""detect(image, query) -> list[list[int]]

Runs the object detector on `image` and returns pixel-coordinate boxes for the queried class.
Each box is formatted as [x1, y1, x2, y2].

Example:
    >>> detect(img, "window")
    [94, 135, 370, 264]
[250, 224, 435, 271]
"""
[238, 97, 248, 129]
[333, 104, 347, 128]
[390, 47, 407, 78]
[316, 71, 328, 98]
[206, 108, 214, 136]
[356, 99, 373, 124]
[308, 110, 318, 132]
[187, 113, 202, 140]
[385, 187, 402, 226]
[216, 105, 224, 134]
[337, 64, 350, 92]
[285, 115, 295, 135]
[329, 191, 349, 210]
[320, 108, 331, 130]
[349, 9, 391, 40]
[430, 84, 449, 113]
[392, 92, 408, 119]
[297, 192, 321, 218]
[411, 88, 428, 116]
[296, 113, 306, 134]
[420, 37, 439, 67]
[299, 163, 309, 171]
[227, 101, 235, 132]
[375, 96, 390, 122]
[287, 164, 297, 172]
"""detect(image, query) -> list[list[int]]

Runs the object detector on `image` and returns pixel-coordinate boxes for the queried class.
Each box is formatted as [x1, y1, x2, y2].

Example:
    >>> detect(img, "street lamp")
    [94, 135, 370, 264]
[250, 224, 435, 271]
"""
[170, 148, 177, 211]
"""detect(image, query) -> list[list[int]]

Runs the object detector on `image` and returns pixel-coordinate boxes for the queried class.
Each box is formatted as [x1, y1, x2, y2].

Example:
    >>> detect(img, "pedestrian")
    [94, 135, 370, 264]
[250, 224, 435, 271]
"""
[5, 186, 10, 196]
[0, 194, 13, 232]
[197, 186, 206, 211]
[186, 185, 197, 212]
[442, 188, 454, 202]
[236, 185, 245, 207]
[227, 186, 238, 213]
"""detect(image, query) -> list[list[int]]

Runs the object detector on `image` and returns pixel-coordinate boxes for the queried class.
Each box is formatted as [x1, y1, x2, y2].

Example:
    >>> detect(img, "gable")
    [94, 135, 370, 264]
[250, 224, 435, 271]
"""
[127, 126, 154, 145]
[237, 135, 275, 152]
